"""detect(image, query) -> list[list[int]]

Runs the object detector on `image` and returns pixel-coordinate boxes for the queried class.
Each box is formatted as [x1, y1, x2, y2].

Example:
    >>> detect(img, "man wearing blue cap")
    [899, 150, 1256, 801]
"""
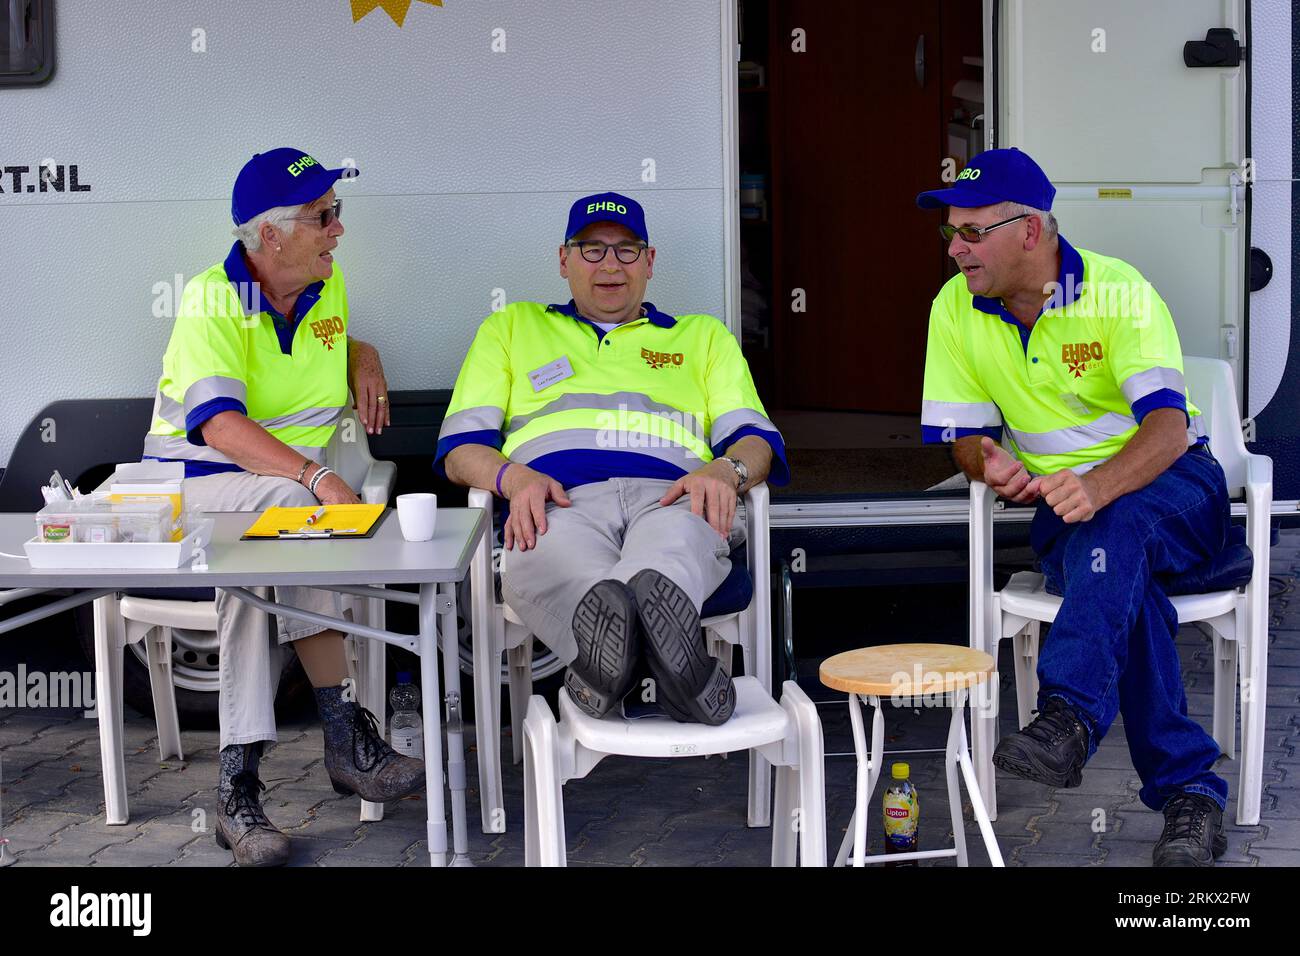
[437, 192, 788, 724]
[916, 148, 1235, 866]
[144, 148, 423, 866]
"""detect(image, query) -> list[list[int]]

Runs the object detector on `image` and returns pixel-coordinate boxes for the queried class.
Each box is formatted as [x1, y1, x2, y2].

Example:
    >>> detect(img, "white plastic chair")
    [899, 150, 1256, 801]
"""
[92, 404, 397, 824]
[468, 483, 776, 835]
[522, 676, 825, 866]
[968, 357, 1271, 826]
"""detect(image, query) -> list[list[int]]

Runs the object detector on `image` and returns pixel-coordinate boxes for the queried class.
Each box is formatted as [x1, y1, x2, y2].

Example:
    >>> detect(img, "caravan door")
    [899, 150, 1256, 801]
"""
[992, 0, 1248, 414]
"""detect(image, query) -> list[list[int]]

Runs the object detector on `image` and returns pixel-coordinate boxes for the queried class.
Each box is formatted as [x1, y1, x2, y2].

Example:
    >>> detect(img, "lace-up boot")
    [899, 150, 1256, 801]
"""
[215, 743, 289, 867]
[316, 684, 426, 802]
[992, 696, 1089, 787]
[1154, 792, 1227, 867]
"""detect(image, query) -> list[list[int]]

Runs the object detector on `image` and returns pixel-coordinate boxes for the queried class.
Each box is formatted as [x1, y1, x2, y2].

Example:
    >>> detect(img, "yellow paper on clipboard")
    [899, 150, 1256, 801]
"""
[241, 504, 387, 539]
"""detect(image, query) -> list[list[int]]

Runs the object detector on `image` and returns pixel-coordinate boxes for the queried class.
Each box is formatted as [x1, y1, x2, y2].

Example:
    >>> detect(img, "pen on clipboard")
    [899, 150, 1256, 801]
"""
[305, 505, 326, 525]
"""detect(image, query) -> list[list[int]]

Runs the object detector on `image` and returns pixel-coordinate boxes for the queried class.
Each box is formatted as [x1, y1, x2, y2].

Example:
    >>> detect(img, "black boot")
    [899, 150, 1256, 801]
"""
[1153, 792, 1227, 867]
[565, 579, 641, 718]
[315, 684, 426, 802]
[992, 696, 1089, 788]
[215, 742, 290, 867]
[630, 569, 735, 725]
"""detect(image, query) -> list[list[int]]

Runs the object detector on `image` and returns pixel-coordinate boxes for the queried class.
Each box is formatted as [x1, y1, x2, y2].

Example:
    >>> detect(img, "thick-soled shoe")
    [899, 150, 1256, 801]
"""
[992, 696, 1089, 788]
[1154, 792, 1227, 867]
[324, 704, 426, 802]
[565, 579, 641, 718]
[215, 771, 290, 867]
[629, 568, 735, 725]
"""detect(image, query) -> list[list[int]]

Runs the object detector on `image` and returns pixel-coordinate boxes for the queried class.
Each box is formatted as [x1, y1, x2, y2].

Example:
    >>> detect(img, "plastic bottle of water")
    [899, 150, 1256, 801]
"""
[882, 762, 920, 866]
[389, 672, 423, 758]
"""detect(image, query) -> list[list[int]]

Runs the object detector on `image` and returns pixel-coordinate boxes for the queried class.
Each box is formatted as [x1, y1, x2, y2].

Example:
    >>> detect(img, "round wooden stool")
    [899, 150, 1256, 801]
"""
[820, 644, 1004, 867]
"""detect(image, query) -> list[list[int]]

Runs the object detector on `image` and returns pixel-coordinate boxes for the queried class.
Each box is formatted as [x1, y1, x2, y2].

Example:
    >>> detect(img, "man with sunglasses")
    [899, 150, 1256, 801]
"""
[437, 192, 788, 725]
[143, 148, 421, 866]
[917, 148, 1234, 866]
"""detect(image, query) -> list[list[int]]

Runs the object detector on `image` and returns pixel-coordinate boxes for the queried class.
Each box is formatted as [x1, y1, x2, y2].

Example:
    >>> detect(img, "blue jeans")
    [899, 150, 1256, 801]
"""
[1029, 447, 1230, 812]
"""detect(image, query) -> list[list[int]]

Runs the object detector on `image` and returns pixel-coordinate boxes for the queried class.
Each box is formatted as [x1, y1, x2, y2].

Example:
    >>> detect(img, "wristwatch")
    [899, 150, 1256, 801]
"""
[717, 456, 748, 491]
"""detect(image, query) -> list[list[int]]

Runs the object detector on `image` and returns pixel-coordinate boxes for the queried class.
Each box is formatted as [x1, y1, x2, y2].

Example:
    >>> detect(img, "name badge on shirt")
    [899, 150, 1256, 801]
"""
[1060, 392, 1091, 416]
[528, 356, 574, 392]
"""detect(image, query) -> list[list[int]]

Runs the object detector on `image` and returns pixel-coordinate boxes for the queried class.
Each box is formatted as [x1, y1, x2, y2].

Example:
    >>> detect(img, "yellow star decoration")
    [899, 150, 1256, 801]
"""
[351, 0, 442, 28]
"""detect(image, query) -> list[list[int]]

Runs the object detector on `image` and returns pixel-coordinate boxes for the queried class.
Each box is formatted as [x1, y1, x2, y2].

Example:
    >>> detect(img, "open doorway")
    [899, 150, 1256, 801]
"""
[738, 0, 985, 496]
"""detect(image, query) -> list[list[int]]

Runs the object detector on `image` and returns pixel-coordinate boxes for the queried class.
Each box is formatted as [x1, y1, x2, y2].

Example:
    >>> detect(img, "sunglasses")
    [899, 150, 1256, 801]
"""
[290, 198, 342, 229]
[939, 213, 1027, 244]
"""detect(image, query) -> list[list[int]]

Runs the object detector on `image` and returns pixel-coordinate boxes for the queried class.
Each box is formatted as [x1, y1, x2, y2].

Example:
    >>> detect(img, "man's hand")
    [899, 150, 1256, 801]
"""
[348, 341, 390, 435]
[659, 459, 739, 540]
[980, 436, 1041, 504]
[1039, 469, 1101, 523]
[312, 470, 361, 506]
[501, 464, 571, 551]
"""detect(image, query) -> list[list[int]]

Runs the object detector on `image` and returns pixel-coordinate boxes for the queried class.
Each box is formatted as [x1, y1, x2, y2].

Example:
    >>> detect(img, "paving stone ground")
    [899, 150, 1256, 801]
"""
[3, 533, 1299, 867]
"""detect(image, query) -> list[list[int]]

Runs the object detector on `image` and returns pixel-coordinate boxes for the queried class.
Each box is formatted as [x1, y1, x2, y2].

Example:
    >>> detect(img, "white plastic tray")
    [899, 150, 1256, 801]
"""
[23, 519, 214, 570]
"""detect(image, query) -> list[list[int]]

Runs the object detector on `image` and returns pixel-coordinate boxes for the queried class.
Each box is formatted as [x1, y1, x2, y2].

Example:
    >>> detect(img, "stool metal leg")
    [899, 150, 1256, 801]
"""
[956, 693, 1005, 867]
[836, 693, 887, 867]
[945, 690, 970, 866]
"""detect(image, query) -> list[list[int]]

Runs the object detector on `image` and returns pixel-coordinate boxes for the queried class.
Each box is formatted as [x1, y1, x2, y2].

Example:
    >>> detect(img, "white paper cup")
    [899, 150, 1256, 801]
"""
[396, 493, 437, 542]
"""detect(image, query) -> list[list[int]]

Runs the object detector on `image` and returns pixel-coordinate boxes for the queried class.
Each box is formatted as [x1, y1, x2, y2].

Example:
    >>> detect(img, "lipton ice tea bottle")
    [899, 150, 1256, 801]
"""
[883, 762, 919, 865]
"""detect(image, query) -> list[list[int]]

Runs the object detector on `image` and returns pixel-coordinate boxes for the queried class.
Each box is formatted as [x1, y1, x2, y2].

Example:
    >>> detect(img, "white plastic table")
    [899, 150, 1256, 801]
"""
[0, 507, 486, 867]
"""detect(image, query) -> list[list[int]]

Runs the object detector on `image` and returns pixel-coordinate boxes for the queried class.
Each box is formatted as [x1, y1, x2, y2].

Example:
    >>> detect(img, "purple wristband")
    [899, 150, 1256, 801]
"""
[495, 462, 512, 497]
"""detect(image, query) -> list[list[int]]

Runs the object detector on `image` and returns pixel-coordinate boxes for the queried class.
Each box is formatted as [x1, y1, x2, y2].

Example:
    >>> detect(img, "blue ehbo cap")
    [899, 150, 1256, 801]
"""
[231, 147, 357, 225]
[565, 192, 649, 242]
[915, 147, 1055, 211]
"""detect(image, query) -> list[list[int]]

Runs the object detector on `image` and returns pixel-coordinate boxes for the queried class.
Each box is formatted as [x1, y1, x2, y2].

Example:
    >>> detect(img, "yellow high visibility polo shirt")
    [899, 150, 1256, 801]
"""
[435, 300, 788, 489]
[922, 237, 1204, 475]
[144, 241, 349, 476]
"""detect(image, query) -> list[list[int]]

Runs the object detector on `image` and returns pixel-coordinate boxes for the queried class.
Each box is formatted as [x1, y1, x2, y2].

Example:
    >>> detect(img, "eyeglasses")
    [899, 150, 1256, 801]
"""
[939, 213, 1027, 244]
[290, 199, 342, 229]
[566, 239, 648, 264]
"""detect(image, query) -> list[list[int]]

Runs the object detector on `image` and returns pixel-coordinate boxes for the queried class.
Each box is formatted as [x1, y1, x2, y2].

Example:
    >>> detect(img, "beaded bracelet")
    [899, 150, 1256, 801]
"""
[307, 466, 334, 496]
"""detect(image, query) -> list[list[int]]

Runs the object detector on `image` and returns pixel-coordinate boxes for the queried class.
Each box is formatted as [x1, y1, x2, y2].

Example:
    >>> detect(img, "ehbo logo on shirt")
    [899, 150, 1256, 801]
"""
[641, 346, 684, 370]
[311, 316, 344, 350]
[1062, 341, 1104, 378]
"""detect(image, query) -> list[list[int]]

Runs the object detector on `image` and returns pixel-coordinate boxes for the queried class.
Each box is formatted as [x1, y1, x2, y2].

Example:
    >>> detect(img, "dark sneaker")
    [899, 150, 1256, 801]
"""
[215, 771, 290, 867]
[565, 579, 641, 718]
[324, 705, 426, 801]
[630, 568, 735, 725]
[992, 697, 1089, 788]
[1154, 792, 1227, 867]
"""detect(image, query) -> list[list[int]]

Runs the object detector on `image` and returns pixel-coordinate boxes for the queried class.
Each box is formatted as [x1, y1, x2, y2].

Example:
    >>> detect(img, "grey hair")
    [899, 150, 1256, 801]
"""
[998, 201, 1058, 241]
[231, 203, 303, 252]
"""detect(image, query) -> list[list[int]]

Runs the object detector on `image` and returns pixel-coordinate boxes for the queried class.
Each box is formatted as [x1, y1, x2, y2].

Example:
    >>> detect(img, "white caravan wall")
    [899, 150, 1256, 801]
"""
[0, 0, 732, 468]
[1246, 0, 1293, 417]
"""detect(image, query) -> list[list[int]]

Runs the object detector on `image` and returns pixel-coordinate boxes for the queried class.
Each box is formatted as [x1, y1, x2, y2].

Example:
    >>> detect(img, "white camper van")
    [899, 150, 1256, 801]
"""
[0, 0, 1293, 722]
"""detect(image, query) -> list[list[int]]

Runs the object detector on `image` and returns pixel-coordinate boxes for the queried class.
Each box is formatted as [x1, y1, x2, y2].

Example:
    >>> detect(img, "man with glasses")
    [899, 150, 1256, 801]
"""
[437, 192, 788, 724]
[144, 148, 422, 866]
[917, 148, 1233, 866]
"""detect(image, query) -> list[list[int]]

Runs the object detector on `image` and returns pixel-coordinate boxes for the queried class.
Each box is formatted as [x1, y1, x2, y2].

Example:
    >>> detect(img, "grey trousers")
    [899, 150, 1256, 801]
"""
[183, 471, 342, 749]
[500, 478, 745, 664]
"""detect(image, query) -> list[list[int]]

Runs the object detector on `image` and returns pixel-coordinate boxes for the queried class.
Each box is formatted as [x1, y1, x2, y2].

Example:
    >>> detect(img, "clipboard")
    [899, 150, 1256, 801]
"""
[241, 504, 389, 540]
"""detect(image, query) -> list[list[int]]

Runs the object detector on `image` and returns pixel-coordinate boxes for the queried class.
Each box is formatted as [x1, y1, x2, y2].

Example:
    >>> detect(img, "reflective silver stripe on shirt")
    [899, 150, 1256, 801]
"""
[143, 434, 237, 465]
[255, 406, 345, 431]
[1007, 411, 1137, 456]
[921, 399, 1003, 429]
[505, 392, 706, 441]
[153, 391, 186, 431]
[710, 408, 779, 449]
[1070, 456, 1111, 476]
[183, 376, 248, 416]
[143, 434, 326, 466]
[1120, 366, 1185, 405]
[1188, 413, 1207, 443]
[509, 428, 706, 471]
[439, 405, 505, 439]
